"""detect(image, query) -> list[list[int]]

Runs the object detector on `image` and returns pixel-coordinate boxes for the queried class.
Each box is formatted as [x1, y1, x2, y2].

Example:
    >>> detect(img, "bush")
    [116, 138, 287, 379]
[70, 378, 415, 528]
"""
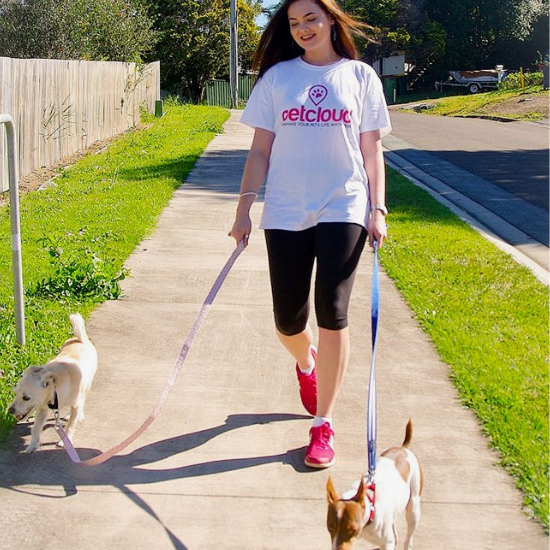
[0, 0, 157, 62]
[26, 237, 129, 302]
[500, 71, 544, 90]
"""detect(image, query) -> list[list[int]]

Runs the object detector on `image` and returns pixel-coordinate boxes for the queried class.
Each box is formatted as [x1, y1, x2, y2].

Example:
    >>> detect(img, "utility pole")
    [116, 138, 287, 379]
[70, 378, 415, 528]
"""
[229, 0, 238, 108]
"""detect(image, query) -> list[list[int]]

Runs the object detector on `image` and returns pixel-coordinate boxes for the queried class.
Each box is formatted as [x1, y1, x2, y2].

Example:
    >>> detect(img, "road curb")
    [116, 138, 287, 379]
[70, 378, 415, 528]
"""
[385, 151, 549, 286]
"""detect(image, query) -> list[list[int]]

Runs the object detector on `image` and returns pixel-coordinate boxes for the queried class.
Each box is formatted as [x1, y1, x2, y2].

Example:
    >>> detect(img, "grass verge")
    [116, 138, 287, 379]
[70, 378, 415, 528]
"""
[381, 166, 549, 531]
[420, 85, 548, 121]
[0, 102, 229, 441]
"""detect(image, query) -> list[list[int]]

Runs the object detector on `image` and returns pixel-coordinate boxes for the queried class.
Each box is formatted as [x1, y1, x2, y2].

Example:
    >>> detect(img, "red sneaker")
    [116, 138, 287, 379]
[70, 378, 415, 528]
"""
[305, 422, 335, 469]
[295, 346, 317, 415]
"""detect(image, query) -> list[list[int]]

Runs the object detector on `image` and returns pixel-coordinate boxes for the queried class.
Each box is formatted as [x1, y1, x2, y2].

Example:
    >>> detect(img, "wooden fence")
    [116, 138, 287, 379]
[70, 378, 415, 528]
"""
[0, 57, 160, 192]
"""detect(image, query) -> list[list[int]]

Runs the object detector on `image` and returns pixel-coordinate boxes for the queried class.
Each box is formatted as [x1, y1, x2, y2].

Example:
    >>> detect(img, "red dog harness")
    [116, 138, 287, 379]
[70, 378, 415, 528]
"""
[365, 481, 376, 523]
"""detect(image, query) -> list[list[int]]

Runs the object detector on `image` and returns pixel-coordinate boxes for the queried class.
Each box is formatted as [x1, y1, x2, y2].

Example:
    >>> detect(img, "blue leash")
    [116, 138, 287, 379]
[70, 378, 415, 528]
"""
[367, 241, 379, 480]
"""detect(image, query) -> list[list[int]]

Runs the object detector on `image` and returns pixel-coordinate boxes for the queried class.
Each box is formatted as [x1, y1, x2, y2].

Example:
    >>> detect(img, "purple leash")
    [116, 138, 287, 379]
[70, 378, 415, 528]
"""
[56, 241, 246, 466]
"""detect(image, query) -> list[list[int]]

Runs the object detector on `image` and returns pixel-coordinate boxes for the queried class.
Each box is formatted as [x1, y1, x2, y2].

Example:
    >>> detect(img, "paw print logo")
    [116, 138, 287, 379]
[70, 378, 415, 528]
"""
[308, 85, 328, 106]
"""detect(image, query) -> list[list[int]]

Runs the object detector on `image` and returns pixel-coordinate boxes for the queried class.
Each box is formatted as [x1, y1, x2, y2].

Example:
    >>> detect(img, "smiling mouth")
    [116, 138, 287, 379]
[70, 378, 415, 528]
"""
[300, 34, 315, 42]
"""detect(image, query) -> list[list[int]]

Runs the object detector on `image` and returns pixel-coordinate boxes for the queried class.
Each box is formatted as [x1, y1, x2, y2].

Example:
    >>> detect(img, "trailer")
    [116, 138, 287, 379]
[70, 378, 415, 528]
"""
[435, 68, 507, 94]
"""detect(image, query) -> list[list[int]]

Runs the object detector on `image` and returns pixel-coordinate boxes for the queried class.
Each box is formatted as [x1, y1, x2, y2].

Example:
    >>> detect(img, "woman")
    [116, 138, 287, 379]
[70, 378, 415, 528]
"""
[229, 0, 391, 469]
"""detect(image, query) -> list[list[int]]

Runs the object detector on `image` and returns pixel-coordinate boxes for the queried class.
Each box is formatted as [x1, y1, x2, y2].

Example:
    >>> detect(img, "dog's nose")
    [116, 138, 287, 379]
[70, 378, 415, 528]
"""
[8, 406, 14, 415]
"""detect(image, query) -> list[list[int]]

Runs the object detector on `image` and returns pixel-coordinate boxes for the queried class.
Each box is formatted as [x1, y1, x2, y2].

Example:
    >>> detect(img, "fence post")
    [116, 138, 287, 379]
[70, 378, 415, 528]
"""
[155, 100, 164, 117]
[0, 114, 25, 346]
[520, 67, 525, 93]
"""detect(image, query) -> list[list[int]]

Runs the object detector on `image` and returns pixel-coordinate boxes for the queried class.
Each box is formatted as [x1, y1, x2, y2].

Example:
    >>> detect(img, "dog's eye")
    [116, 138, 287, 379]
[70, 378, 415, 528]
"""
[22, 395, 31, 402]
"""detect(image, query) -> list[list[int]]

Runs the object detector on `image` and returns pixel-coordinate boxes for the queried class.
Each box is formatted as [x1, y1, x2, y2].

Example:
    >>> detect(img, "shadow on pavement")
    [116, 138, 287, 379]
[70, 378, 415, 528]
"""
[1, 412, 312, 491]
[0, 412, 312, 550]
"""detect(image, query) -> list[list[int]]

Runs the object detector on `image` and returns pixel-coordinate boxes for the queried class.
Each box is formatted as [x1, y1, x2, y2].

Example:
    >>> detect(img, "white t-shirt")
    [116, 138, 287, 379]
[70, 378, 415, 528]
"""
[241, 56, 391, 231]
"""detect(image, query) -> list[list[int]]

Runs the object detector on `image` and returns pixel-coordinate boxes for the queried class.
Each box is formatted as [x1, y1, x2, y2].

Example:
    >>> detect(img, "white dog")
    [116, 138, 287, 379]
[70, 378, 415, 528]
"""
[8, 313, 98, 453]
[327, 421, 423, 550]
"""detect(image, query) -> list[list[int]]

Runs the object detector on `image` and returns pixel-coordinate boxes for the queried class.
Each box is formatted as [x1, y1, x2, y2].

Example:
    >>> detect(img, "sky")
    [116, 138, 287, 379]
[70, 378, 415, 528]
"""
[256, 0, 278, 27]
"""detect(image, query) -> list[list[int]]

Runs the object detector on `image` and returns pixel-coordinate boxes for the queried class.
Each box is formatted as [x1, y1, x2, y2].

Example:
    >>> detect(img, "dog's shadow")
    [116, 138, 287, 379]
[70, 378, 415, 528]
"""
[0, 412, 312, 550]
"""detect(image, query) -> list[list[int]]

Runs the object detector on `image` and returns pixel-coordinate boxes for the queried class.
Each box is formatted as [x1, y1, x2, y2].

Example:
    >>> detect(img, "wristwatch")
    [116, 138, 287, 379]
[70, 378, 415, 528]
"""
[370, 204, 388, 216]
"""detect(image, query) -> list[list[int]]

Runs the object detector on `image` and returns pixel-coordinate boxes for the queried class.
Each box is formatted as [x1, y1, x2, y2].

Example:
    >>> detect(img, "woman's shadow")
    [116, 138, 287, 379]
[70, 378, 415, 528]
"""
[0, 412, 313, 550]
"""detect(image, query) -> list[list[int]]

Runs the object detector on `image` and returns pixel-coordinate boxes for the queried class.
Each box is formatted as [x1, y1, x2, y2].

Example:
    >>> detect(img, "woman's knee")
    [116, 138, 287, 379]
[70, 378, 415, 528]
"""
[274, 310, 309, 336]
[315, 301, 349, 331]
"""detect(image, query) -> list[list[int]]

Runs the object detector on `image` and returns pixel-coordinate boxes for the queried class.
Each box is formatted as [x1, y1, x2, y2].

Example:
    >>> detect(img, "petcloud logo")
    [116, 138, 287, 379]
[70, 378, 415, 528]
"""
[281, 85, 353, 124]
[309, 85, 328, 105]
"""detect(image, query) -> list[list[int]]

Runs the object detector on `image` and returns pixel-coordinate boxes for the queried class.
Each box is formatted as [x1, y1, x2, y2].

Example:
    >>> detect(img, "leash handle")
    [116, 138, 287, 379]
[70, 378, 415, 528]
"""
[367, 241, 379, 477]
[56, 241, 246, 466]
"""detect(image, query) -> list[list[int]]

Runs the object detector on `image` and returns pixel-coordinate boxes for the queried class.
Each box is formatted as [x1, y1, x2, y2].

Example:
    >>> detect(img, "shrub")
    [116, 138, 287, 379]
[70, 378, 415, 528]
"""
[501, 71, 544, 90]
[26, 237, 129, 302]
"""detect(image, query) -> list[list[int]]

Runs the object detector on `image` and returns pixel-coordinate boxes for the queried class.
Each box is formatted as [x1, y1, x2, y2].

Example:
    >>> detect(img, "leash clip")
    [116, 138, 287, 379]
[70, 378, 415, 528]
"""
[48, 386, 62, 429]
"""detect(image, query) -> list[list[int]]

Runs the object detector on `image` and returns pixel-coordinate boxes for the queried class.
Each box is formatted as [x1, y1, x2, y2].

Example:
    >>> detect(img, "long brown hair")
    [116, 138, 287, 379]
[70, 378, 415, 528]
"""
[253, 0, 372, 78]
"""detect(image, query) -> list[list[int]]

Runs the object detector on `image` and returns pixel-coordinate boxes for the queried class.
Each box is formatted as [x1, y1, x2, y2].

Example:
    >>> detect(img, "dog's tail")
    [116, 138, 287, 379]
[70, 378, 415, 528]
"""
[403, 419, 413, 448]
[70, 313, 89, 343]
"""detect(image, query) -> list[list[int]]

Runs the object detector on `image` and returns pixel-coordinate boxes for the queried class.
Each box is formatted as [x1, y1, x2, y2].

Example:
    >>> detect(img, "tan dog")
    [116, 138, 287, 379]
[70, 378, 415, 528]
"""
[327, 421, 422, 550]
[8, 313, 97, 453]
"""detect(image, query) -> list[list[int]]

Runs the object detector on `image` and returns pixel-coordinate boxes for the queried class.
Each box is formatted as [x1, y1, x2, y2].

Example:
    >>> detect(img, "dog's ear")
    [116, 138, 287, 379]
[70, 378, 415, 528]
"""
[353, 477, 365, 507]
[326, 475, 340, 504]
[25, 366, 44, 377]
[40, 371, 56, 388]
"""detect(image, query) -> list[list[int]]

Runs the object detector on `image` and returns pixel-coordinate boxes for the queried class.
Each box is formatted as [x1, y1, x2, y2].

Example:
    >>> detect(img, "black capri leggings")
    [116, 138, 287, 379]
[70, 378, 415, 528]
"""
[264, 222, 367, 335]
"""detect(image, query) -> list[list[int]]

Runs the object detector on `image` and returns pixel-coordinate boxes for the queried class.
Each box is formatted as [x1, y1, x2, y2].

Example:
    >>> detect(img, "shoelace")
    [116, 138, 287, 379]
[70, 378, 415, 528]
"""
[310, 424, 334, 448]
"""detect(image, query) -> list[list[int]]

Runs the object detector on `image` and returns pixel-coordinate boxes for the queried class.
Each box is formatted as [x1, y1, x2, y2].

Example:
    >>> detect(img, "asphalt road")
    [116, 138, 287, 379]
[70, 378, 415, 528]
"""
[384, 109, 549, 254]
[388, 109, 549, 210]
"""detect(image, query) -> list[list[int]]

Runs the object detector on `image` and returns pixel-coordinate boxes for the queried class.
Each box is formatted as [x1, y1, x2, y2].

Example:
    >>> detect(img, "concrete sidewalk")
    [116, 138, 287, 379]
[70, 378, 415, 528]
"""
[0, 111, 546, 550]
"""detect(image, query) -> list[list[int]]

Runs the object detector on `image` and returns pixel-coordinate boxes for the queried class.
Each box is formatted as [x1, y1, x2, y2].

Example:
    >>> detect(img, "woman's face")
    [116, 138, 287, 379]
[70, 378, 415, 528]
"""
[287, 0, 334, 57]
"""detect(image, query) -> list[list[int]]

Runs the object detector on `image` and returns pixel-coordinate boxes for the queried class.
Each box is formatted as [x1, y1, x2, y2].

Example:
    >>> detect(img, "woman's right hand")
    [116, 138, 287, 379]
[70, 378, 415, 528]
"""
[228, 213, 252, 247]
[228, 128, 274, 248]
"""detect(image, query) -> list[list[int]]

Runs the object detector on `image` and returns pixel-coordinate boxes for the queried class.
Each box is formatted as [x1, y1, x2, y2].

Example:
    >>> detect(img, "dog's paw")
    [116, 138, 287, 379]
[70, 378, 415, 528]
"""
[24, 443, 38, 453]
[56, 439, 65, 448]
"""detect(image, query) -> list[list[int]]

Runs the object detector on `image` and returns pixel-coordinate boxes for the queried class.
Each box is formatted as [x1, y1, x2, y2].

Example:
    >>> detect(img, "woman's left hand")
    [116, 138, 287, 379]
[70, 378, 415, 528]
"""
[367, 211, 387, 248]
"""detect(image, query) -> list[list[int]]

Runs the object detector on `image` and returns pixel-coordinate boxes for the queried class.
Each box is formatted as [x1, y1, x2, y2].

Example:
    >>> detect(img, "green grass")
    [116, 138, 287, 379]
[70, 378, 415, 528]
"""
[381, 167, 549, 530]
[394, 89, 455, 104]
[0, 102, 229, 440]
[422, 85, 548, 121]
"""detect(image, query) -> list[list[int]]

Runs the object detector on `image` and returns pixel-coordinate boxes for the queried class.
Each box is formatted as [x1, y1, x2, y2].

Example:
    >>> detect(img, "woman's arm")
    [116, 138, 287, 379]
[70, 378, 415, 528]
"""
[360, 129, 388, 248]
[229, 128, 275, 246]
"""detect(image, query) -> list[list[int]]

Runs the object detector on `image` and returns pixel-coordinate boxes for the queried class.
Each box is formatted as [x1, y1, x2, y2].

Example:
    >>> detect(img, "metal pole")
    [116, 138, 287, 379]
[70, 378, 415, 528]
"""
[0, 114, 25, 346]
[229, 0, 238, 108]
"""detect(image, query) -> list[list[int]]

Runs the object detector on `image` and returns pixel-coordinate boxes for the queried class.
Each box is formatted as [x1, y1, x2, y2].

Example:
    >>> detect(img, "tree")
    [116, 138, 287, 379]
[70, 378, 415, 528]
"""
[146, 0, 261, 103]
[264, 0, 547, 87]
[0, 0, 157, 62]
[339, 0, 445, 75]
[237, 0, 263, 73]
[424, 0, 549, 70]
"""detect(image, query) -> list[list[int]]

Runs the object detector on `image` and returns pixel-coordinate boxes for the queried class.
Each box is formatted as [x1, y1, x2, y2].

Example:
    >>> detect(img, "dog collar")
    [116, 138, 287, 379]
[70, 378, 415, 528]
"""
[365, 482, 376, 523]
[48, 390, 59, 411]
